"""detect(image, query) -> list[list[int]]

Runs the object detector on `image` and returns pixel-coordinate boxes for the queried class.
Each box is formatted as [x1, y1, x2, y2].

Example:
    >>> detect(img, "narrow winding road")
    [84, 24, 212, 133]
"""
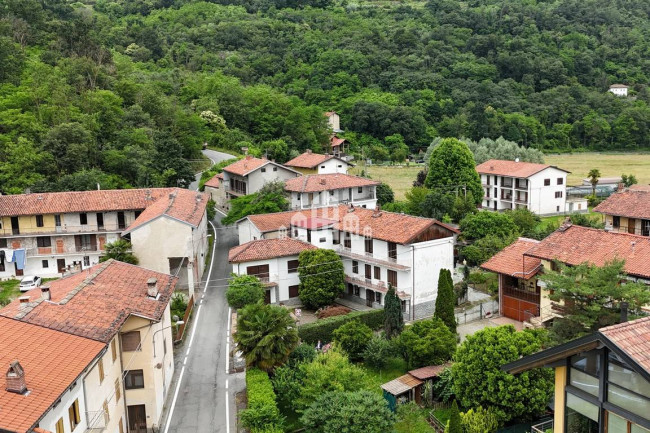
[161, 149, 244, 432]
[188, 149, 235, 191]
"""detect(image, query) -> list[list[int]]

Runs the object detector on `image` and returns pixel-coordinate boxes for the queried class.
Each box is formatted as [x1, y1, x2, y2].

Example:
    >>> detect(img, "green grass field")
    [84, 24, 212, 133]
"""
[0, 280, 20, 306]
[351, 164, 422, 200]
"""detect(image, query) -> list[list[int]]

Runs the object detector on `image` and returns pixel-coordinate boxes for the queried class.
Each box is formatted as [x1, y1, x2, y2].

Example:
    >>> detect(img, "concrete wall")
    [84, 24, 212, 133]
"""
[232, 255, 302, 303]
[412, 237, 455, 319]
[247, 165, 299, 194]
[129, 217, 193, 275]
[38, 379, 90, 433]
[237, 219, 263, 244]
[317, 159, 348, 174]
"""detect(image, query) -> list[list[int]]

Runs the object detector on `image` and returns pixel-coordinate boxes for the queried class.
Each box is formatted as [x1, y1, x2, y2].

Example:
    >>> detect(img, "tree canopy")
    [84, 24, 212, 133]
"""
[297, 249, 345, 309]
[226, 274, 265, 309]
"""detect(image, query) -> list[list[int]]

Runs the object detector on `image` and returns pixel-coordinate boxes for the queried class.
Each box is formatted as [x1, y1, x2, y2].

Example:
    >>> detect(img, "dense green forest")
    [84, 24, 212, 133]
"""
[1, 0, 649, 193]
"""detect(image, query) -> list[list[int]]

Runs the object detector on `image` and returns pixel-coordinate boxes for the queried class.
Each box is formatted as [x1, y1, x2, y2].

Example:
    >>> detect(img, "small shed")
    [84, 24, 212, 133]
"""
[381, 374, 424, 412]
[409, 363, 452, 403]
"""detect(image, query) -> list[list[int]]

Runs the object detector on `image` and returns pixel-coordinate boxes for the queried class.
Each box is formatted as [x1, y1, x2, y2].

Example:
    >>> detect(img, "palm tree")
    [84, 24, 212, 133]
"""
[234, 302, 299, 371]
[588, 168, 601, 197]
[100, 239, 138, 264]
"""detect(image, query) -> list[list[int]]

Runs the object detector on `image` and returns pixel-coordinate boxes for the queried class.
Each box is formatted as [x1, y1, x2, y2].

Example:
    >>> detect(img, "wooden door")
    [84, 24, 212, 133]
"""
[14, 263, 23, 277]
[57, 259, 66, 273]
[264, 289, 271, 304]
[628, 218, 636, 234]
[366, 289, 374, 307]
[10, 217, 19, 235]
[127, 405, 147, 433]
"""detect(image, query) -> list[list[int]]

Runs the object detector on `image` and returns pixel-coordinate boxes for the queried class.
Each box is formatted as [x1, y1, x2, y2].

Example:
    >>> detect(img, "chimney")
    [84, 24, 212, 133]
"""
[306, 149, 312, 154]
[617, 182, 624, 191]
[147, 278, 158, 298]
[41, 285, 51, 301]
[169, 192, 176, 200]
[18, 296, 29, 311]
[319, 178, 326, 185]
[620, 301, 629, 323]
[6, 360, 27, 394]
[557, 217, 572, 232]
[372, 204, 382, 218]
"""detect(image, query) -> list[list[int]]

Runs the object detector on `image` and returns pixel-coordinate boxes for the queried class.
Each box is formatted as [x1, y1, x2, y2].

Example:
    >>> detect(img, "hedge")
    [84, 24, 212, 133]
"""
[298, 309, 385, 344]
[240, 368, 283, 431]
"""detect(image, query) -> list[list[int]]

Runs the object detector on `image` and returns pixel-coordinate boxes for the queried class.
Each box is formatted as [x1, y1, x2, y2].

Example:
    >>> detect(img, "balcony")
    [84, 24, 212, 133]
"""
[226, 188, 246, 197]
[502, 285, 540, 304]
[531, 420, 553, 433]
[26, 245, 101, 257]
[514, 195, 528, 204]
[345, 275, 410, 299]
[0, 224, 125, 237]
[336, 246, 410, 270]
[515, 181, 528, 190]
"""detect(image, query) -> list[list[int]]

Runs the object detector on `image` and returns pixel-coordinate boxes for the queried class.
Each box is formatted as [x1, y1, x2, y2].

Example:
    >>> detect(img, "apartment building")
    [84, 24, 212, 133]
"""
[221, 156, 300, 210]
[229, 238, 317, 304]
[476, 159, 570, 216]
[284, 174, 379, 210]
[594, 185, 650, 236]
[234, 205, 457, 319]
[283, 150, 350, 175]
[0, 260, 177, 433]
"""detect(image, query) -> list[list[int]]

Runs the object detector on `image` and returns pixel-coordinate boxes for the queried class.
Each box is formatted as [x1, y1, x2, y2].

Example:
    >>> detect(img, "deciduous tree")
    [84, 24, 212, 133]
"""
[298, 249, 345, 309]
[226, 274, 265, 309]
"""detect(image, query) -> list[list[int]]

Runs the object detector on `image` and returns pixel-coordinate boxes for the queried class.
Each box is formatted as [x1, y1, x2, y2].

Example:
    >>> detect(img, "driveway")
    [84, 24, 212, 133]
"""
[188, 149, 237, 191]
[161, 215, 244, 433]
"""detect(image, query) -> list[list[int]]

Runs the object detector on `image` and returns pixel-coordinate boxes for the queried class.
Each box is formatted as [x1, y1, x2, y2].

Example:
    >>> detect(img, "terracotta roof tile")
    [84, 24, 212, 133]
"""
[0, 317, 104, 433]
[284, 152, 334, 169]
[204, 173, 224, 188]
[0, 260, 176, 343]
[594, 188, 650, 220]
[525, 225, 650, 278]
[408, 362, 453, 380]
[475, 159, 568, 178]
[284, 174, 379, 193]
[600, 316, 650, 373]
[330, 137, 346, 148]
[222, 156, 270, 176]
[0, 188, 174, 217]
[243, 205, 458, 244]
[123, 189, 207, 233]
[229, 238, 317, 263]
[481, 238, 541, 279]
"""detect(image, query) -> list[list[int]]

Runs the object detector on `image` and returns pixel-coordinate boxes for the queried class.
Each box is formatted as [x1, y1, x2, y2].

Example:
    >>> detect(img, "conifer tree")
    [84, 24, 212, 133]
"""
[384, 285, 404, 339]
[434, 269, 457, 333]
[445, 401, 462, 433]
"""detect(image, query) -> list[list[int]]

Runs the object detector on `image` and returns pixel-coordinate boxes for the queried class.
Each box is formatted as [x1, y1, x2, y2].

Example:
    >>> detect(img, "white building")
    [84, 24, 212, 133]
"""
[221, 156, 301, 210]
[609, 84, 629, 97]
[234, 205, 458, 319]
[284, 150, 350, 175]
[229, 238, 317, 304]
[476, 159, 569, 216]
[325, 111, 342, 133]
[284, 174, 379, 210]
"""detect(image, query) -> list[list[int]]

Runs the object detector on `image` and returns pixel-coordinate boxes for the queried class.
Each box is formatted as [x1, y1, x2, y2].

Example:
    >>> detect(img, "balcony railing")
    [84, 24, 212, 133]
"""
[0, 225, 125, 237]
[226, 188, 246, 197]
[26, 245, 101, 257]
[502, 285, 540, 303]
[531, 420, 553, 433]
[336, 246, 410, 270]
[345, 275, 411, 299]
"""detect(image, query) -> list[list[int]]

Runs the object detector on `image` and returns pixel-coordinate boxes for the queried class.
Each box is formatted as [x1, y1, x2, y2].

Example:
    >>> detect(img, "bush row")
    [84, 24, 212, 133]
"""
[298, 309, 385, 344]
[240, 368, 283, 432]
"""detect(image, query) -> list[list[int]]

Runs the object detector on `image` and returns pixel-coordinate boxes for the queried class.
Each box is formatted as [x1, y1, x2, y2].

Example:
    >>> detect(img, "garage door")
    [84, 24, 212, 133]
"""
[503, 296, 539, 322]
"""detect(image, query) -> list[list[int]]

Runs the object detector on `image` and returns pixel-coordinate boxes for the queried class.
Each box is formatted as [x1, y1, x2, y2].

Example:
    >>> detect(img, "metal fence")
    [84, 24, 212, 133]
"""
[455, 299, 499, 325]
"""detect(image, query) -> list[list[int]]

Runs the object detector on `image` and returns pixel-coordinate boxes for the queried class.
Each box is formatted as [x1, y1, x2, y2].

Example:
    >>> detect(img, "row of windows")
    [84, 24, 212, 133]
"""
[351, 261, 398, 287]
[544, 177, 564, 186]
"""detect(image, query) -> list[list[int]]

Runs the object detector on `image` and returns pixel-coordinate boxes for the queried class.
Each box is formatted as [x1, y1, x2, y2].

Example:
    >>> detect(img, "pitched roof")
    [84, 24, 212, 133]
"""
[222, 156, 298, 177]
[480, 238, 541, 279]
[0, 260, 176, 343]
[610, 84, 629, 88]
[475, 159, 568, 178]
[228, 238, 317, 263]
[408, 363, 452, 380]
[204, 173, 224, 188]
[525, 225, 650, 279]
[593, 188, 650, 220]
[0, 188, 174, 217]
[0, 317, 104, 433]
[330, 136, 346, 148]
[381, 374, 423, 395]
[242, 205, 459, 244]
[600, 316, 650, 373]
[284, 152, 334, 169]
[123, 189, 207, 234]
[284, 174, 379, 193]
[292, 217, 337, 229]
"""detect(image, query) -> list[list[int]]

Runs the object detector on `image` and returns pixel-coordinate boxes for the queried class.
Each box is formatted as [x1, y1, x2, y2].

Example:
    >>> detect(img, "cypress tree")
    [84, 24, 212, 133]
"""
[434, 269, 457, 334]
[383, 285, 404, 339]
[445, 401, 462, 433]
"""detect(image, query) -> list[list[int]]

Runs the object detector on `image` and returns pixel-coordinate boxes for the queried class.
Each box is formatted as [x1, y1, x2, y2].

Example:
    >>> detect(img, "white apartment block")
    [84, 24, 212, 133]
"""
[476, 159, 569, 216]
[284, 174, 379, 210]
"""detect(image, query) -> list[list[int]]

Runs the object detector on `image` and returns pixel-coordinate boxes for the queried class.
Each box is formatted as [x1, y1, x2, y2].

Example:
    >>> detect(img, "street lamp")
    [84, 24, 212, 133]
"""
[153, 321, 184, 358]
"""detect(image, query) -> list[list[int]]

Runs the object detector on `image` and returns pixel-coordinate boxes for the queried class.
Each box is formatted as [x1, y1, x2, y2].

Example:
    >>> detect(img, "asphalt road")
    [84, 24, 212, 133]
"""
[161, 215, 244, 433]
[188, 149, 236, 191]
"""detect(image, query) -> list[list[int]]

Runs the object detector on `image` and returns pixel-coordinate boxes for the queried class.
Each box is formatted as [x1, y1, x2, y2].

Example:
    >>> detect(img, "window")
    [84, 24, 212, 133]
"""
[273, 167, 277, 172]
[111, 339, 117, 362]
[98, 358, 105, 383]
[352, 261, 358, 274]
[289, 285, 299, 298]
[613, 216, 621, 228]
[246, 264, 269, 280]
[344, 233, 351, 248]
[115, 379, 121, 402]
[42, 260, 49, 268]
[555, 191, 563, 198]
[68, 399, 80, 430]
[354, 286, 360, 296]
[103, 400, 110, 424]
[557, 177, 564, 185]
[358, 187, 363, 193]
[332, 231, 340, 245]
[80, 213, 88, 225]
[388, 270, 397, 287]
[365, 264, 372, 279]
[321, 165, 326, 169]
[375, 292, 381, 303]
[55, 215, 61, 227]
[164, 338, 167, 356]
[365, 237, 373, 254]
[338, 165, 342, 168]
[570, 368, 599, 396]
[544, 179, 550, 186]
[83, 256, 90, 267]
[261, 168, 266, 173]
[37, 237, 51, 247]
[36, 215, 44, 227]
[330, 190, 334, 196]
[125, 370, 145, 389]
[387, 242, 397, 259]
[287, 260, 299, 273]
[401, 300, 406, 312]
[56, 418, 64, 433]
[374, 266, 381, 280]
[121, 331, 141, 352]
[319, 237, 326, 243]
[566, 393, 599, 433]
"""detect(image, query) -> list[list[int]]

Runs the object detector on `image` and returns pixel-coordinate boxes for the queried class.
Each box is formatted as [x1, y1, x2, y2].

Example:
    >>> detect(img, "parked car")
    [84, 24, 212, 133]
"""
[19, 276, 42, 292]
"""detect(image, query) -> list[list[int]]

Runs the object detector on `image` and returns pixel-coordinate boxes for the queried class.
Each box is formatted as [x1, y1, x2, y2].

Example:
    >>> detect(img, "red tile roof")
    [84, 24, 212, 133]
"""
[284, 152, 334, 169]
[481, 238, 541, 279]
[0, 260, 177, 343]
[292, 217, 337, 229]
[593, 188, 650, 220]
[0, 317, 104, 433]
[324, 111, 337, 117]
[525, 225, 650, 279]
[284, 174, 379, 193]
[330, 137, 346, 148]
[476, 159, 568, 178]
[204, 173, 224, 188]
[222, 156, 270, 176]
[243, 205, 458, 244]
[123, 189, 207, 233]
[600, 316, 650, 373]
[408, 363, 452, 380]
[229, 238, 317, 263]
[0, 188, 174, 217]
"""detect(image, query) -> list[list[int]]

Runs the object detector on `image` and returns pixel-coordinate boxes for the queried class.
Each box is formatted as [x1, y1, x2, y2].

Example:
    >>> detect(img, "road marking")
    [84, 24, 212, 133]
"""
[225, 306, 231, 374]
[226, 379, 229, 389]
[225, 391, 231, 433]
[162, 220, 218, 433]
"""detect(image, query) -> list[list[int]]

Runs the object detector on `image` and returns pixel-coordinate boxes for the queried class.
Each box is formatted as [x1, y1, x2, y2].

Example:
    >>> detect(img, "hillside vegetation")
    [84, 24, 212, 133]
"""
[1, 0, 649, 193]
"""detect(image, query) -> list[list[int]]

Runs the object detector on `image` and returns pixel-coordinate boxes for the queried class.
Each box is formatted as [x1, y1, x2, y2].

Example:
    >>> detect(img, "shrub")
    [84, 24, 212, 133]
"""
[432, 368, 454, 403]
[271, 364, 304, 410]
[226, 274, 265, 309]
[362, 336, 396, 369]
[461, 406, 499, 433]
[288, 343, 317, 366]
[298, 249, 345, 309]
[170, 293, 188, 320]
[398, 317, 456, 369]
[240, 368, 283, 431]
[445, 401, 462, 433]
[332, 320, 373, 361]
[316, 305, 351, 319]
[298, 309, 385, 344]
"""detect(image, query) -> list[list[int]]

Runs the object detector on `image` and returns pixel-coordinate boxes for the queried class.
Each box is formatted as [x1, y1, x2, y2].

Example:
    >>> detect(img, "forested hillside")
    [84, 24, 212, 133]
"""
[1, 0, 649, 193]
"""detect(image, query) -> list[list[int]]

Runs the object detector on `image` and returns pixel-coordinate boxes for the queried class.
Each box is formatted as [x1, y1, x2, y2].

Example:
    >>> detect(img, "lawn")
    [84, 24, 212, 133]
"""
[350, 163, 422, 200]
[545, 152, 650, 186]
[0, 280, 20, 306]
[362, 357, 409, 394]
